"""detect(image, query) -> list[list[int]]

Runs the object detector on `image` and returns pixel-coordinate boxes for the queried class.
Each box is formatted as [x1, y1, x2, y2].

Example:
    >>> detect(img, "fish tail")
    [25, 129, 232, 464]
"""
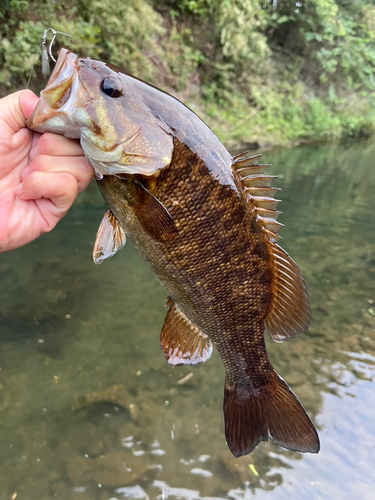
[223, 370, 320, 457]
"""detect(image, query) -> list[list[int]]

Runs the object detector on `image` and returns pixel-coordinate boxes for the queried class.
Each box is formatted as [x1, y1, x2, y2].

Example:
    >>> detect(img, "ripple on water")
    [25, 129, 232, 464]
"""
[1, 141, 375, 499]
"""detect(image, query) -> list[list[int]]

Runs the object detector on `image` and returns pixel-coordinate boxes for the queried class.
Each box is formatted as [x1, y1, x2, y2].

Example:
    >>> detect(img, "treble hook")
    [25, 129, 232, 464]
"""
[40, 28, 71, 79]
[26, 27, 72, 88]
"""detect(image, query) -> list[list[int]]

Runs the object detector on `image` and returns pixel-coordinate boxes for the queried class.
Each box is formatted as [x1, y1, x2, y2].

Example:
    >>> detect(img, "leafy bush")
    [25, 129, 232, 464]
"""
[0, 0, 164, 88]
[0, 0, 374, 144]
[264, 0, 375, 92]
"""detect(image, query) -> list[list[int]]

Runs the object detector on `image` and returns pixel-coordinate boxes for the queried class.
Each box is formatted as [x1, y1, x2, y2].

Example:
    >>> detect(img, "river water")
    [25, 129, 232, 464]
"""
[0, 141, 374, 500]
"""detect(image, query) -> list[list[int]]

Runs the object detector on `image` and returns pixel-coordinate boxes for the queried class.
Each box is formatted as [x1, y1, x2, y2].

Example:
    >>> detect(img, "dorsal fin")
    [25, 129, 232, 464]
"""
[265, 243, 311, 342]
[93, 209, 126, 264]
[232, 152, 282, 243]
[233, 152, 310, 342]
[160, 299, 213, 366]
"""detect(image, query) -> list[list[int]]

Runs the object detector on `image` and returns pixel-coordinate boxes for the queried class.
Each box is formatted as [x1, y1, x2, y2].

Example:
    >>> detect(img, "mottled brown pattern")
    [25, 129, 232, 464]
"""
[99, 139, 273, 387]
[27, 48, 319, 457]
[98, 138, 319, 457]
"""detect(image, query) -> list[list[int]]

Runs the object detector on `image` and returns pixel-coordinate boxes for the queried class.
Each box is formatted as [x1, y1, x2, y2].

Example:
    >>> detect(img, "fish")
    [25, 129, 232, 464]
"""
[27, 48, 320, 457]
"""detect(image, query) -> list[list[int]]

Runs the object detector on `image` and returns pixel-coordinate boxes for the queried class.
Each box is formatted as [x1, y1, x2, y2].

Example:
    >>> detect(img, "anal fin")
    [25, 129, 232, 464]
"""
[160, 299, 213, 366]
[93, 209, 126, 264]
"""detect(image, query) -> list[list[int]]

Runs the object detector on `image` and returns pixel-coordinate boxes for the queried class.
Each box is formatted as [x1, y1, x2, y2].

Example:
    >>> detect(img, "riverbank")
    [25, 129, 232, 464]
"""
[1, 0, 374, 147]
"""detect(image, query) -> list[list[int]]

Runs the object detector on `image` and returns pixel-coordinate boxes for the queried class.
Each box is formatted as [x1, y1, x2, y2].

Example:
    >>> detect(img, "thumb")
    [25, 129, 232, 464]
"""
[0, 90, 39, 134]
[19, 89, 40, 119]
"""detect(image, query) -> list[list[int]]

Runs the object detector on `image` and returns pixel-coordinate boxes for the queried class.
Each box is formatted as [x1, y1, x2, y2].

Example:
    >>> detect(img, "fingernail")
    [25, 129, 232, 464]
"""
[15, 183, 24, 197]
[30, 146, 38, 161]
[20, 167, 29, 181]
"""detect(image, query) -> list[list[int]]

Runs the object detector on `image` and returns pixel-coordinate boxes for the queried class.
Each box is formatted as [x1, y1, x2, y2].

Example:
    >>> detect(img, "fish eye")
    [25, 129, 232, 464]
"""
[100, 78, 123, 98]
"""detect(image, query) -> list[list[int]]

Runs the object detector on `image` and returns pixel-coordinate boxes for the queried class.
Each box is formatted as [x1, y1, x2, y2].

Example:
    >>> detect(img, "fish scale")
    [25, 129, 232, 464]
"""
[26, 47, 319, 457]
[100, 140, 282, 392]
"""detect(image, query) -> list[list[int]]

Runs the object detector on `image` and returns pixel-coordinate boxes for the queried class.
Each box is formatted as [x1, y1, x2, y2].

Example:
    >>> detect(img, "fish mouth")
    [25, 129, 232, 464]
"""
[27, 48, 88, 139]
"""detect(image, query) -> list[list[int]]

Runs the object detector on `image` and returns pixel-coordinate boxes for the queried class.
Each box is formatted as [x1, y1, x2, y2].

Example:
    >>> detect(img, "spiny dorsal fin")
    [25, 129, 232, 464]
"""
[160, 299, 213, 366]
[265, 243, 311, 342]
[233, 152, 311, 342]
[93, 209, 126, 264]
[232, 152, 282, 243]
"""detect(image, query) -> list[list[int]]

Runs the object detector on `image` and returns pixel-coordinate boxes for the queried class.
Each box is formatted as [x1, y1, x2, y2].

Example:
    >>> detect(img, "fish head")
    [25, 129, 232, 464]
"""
[27, 48, 174, 176]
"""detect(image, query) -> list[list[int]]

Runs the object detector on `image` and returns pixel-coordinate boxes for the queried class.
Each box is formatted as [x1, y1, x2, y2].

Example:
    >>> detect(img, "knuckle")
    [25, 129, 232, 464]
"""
[30, 154, 48, 173]
[61, 172, 79, 193]
[26, 170, 41, 185]
[38, 133, 55, 155]
[74, 157, 94, 191]
[81, 158, 93, 177]
[75, 155, 89, 170]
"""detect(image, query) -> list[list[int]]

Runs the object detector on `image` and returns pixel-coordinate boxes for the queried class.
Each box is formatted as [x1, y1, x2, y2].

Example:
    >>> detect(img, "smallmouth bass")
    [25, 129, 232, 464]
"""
[27, 48, 320, 457]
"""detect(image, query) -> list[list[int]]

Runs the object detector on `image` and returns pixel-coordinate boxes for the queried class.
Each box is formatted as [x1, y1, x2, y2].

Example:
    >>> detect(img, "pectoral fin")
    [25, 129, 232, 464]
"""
[93, 209, 126, 264]
[126, 179, 179, 242]
[160, 299, 213, 366]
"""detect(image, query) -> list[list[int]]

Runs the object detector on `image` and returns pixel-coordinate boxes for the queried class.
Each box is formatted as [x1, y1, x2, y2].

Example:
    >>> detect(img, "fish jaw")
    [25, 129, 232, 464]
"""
[26, 48, 90, 139]
[26, 47, 174, 177]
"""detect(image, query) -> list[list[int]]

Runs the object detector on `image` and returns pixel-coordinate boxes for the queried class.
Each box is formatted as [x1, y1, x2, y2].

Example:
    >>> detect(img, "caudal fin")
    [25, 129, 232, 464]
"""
[224, 371, 320, 457]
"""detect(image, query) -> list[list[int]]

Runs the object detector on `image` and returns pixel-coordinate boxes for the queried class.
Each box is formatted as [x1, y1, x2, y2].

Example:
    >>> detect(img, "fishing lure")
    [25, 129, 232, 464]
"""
[27, 27, 71, 87]
[40, 27, 71, 78]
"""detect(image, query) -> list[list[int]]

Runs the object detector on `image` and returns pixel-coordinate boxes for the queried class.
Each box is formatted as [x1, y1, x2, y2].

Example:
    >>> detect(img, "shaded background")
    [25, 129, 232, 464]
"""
[1, 0, 375, 147]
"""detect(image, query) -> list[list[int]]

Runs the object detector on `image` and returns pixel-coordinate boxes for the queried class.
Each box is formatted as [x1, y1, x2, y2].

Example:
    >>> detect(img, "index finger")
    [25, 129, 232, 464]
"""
[33, 133, 84, 158]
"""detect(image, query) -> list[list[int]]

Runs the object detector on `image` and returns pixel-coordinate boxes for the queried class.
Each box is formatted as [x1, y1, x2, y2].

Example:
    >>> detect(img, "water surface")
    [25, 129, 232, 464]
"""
[0, 141, 374, 500]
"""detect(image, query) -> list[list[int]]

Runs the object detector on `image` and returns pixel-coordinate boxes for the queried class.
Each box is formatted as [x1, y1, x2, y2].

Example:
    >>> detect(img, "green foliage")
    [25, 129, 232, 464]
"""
[0, 0, 374, 145]
[0, 0, 164, 88]
[163, 0, 270, 87]
[158, 25, 205, 91]
[218, 0, 269, 66]
[173, 0, 215, 16]
[265, 0, 375, 92]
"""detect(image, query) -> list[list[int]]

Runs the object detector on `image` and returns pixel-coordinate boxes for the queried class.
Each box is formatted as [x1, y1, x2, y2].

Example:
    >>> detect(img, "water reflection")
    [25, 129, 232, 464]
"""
[0, 141, 374, 499]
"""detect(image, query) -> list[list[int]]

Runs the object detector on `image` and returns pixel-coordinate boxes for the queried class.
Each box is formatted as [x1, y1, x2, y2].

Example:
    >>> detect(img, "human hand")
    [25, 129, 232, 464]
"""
[0, 89, 93, 252]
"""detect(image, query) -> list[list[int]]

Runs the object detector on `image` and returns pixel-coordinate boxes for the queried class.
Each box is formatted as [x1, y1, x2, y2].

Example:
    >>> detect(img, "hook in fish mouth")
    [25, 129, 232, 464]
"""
[26, 47, 176, 178]
[26, 48, 87, 139]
